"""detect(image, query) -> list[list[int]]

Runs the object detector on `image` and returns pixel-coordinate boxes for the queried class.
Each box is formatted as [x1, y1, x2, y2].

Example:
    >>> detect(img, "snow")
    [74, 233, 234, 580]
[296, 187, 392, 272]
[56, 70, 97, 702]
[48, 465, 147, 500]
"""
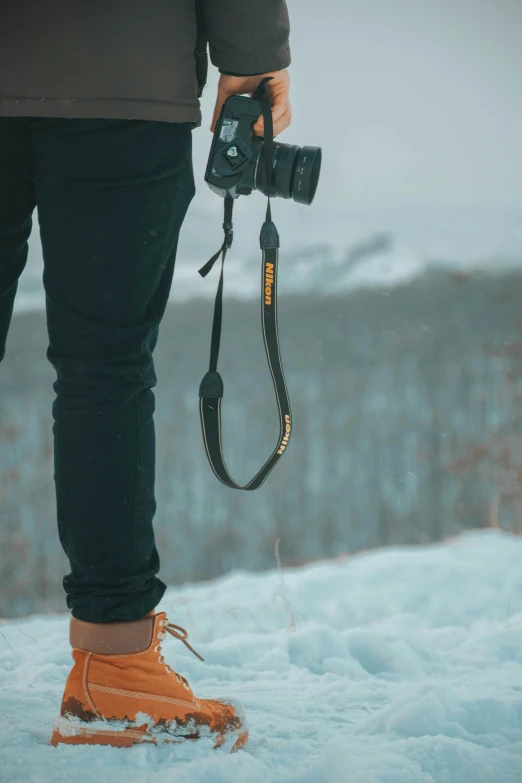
[1, 529, 522, 783]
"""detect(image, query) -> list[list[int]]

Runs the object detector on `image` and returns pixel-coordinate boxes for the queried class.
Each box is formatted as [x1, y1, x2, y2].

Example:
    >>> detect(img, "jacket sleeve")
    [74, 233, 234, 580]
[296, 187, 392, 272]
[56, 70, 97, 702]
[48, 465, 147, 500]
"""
[198, 0, 291, 76]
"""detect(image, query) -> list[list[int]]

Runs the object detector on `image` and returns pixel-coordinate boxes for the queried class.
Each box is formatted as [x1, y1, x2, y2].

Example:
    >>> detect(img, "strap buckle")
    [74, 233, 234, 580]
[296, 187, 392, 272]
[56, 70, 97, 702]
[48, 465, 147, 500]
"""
[223, 221, 234, 249]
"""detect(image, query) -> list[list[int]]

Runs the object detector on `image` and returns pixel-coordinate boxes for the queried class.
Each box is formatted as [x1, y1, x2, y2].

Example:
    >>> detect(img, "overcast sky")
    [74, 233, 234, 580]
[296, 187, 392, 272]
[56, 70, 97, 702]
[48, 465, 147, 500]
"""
[193, 0, 522, 212]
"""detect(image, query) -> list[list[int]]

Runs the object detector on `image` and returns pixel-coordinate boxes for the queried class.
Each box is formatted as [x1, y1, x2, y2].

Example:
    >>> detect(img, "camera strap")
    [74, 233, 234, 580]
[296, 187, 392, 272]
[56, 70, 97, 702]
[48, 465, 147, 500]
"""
[197, 77, 292, 490]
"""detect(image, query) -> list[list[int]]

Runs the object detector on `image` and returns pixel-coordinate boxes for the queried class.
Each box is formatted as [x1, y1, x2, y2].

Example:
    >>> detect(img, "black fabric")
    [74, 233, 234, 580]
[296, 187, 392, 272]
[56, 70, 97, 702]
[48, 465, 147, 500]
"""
[200, 0, 291, 77]
[0, 1, 291, 125]
[252, 78, 276, 203]
[219, 70, 268, 77]
[0, 116, 196, 622]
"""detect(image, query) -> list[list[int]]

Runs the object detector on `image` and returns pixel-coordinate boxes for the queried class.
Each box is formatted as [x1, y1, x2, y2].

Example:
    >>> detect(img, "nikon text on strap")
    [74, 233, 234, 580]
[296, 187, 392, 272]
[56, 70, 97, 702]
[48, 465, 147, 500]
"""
[197, 77, 292, 490]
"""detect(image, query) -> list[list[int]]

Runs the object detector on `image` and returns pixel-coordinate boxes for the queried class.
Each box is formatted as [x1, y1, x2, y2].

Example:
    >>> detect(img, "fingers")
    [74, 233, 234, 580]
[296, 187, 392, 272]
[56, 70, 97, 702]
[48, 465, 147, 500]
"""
[253, 74, 291, 137]
[210, 70, 291, 136]
[210, 87, 228, 133]
[210, 106, 220, 133]
[210, 75, 258, 132]
[253, 103, 292, 137]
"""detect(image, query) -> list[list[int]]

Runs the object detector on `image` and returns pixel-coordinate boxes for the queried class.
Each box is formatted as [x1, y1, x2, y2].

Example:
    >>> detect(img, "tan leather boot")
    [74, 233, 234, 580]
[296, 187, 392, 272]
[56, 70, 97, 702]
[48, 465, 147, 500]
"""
[50, 609, 248, 751]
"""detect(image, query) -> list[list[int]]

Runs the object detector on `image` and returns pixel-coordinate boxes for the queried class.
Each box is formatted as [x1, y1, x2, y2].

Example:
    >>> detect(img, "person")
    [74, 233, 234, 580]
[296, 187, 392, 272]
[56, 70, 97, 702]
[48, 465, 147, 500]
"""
[0, 0, 291, 751]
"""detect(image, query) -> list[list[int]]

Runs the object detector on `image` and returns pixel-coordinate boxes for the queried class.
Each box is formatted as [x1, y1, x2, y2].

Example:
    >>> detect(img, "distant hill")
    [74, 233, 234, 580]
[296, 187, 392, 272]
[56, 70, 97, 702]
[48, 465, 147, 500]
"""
[2, 268, 522, 617]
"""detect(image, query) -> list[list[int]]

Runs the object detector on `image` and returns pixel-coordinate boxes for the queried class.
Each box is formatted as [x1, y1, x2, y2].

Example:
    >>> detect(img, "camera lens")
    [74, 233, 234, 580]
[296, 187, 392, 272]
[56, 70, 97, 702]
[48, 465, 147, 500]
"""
[292, 146, 322, 205]
[255, 143, 322, 205]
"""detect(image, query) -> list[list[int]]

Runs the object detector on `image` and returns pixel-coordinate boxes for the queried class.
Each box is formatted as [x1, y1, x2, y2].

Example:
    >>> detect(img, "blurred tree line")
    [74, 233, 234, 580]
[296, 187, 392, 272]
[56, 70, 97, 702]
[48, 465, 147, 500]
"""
[1, 268, 522, 617]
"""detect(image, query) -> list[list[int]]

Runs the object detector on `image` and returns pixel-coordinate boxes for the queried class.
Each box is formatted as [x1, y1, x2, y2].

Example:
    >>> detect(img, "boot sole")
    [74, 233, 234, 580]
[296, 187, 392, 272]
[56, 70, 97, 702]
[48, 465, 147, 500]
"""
[50, 716, 248, 752]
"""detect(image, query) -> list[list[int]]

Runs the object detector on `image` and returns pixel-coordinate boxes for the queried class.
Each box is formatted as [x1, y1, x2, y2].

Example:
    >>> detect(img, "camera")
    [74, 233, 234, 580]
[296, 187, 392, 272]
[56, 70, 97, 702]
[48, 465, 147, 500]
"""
[204, 93, 322, 205]
[198, 80, 321, 491]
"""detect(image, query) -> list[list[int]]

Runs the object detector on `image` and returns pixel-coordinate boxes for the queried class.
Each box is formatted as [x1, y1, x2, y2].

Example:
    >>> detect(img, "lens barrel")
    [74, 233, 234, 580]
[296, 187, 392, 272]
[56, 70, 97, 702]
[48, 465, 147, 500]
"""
[255, 143, 322, 206]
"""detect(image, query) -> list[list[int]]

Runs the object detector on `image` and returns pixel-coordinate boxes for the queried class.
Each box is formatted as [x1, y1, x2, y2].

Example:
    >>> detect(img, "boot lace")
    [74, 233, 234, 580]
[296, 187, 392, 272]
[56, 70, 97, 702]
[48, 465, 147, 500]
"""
[155, 618, 204, 690]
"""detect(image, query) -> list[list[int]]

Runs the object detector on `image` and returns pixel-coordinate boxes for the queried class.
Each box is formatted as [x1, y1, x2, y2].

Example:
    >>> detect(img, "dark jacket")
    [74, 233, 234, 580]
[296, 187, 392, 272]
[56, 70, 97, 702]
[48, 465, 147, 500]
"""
[0, 0, 291, 127]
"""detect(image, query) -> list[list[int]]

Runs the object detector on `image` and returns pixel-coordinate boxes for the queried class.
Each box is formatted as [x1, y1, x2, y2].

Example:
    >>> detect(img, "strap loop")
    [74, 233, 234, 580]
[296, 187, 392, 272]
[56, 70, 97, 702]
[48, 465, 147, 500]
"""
[199, 371, 224, 399]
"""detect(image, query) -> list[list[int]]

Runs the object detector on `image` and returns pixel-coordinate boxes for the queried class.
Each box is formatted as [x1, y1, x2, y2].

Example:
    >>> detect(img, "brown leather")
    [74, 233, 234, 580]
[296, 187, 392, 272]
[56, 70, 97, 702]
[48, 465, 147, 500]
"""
[51, 610, 248, 751]
[70, 614, 154, 655]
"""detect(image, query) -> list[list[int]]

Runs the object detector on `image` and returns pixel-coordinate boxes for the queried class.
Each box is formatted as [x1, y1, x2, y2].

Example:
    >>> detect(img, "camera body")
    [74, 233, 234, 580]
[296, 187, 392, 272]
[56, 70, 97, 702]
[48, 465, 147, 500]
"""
[205, 93, 322, 206]
[205, 94, 264, 200]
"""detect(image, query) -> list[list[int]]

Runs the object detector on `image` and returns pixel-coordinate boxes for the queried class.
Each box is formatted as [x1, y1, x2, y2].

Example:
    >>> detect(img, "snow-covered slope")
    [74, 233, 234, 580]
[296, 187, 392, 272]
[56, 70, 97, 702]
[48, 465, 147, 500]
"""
[1, 529, 521, 782]
[14, 206, 522, 313]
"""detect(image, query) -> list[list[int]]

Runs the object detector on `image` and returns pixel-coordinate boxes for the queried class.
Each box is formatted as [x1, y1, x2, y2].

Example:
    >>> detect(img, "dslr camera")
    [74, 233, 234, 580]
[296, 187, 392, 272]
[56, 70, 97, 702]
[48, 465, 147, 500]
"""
[198, 81, 322, 491]
[204, 93, 322, 205]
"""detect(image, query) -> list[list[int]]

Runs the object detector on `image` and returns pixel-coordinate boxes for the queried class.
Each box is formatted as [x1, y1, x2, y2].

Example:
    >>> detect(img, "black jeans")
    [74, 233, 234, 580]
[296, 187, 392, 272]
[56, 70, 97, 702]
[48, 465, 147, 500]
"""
[0, 117, 196, 623]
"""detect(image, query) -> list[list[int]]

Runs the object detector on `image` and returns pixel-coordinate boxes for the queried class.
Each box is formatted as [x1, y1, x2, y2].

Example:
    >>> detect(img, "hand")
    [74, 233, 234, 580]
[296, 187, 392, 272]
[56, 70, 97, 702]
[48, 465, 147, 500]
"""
[210, 69, 291, 138]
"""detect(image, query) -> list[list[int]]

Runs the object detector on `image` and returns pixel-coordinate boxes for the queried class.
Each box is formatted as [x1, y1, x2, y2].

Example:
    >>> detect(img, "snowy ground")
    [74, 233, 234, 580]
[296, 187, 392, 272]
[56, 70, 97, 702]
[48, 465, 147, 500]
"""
[1, 529, 522, 783]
